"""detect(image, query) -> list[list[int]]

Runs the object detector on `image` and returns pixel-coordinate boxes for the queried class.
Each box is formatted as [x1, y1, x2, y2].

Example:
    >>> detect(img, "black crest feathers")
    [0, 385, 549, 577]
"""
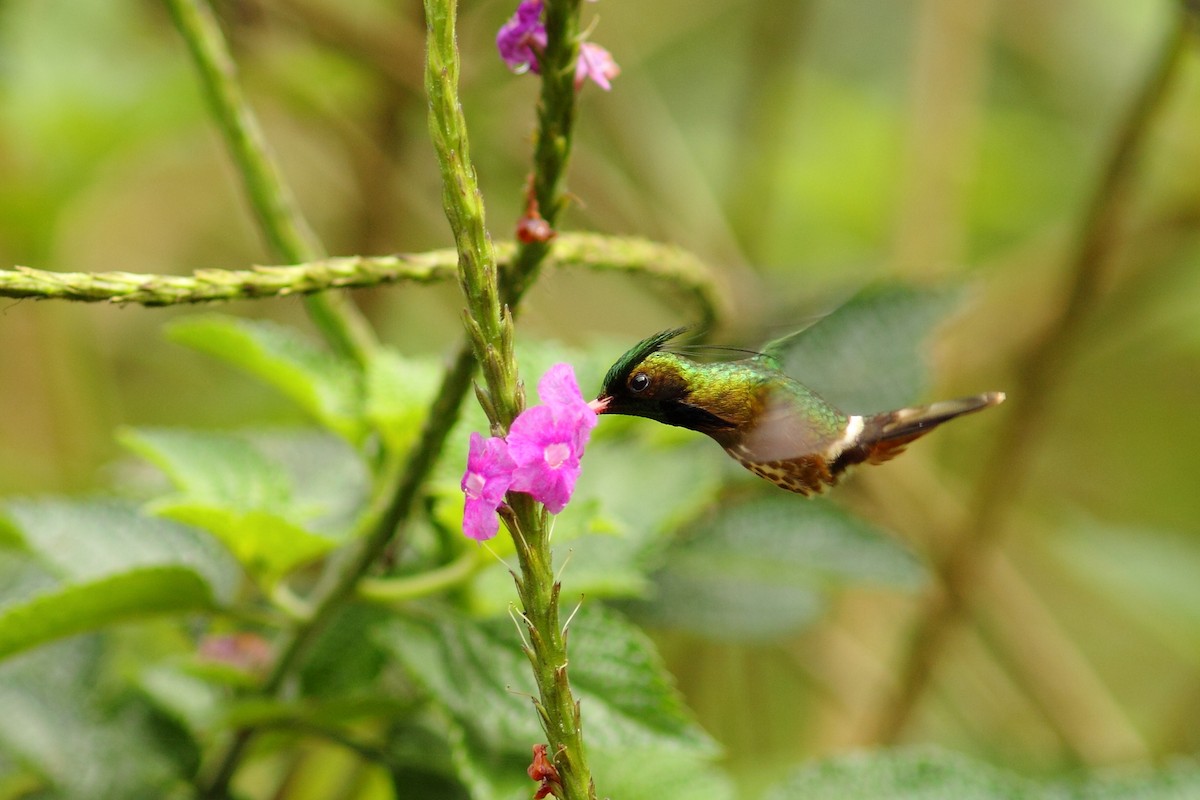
[600, 327, 689, 393]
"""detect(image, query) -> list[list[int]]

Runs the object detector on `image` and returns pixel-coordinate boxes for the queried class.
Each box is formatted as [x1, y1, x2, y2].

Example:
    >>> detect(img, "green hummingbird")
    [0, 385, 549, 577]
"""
[590, 327, 1005, 495]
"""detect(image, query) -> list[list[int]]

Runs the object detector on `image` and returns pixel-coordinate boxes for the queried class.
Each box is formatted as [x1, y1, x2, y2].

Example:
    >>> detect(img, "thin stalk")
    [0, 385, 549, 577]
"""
[502, 0, 583, 301]
[358, 549, 486, 603]
[162, 0, 375, 364]
[423, 0, 595, 796]
[870, 10, 1195, 743]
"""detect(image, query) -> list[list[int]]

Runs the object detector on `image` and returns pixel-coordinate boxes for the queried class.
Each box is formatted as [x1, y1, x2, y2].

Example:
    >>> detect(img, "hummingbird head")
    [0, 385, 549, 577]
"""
[592, 328, 737, 434]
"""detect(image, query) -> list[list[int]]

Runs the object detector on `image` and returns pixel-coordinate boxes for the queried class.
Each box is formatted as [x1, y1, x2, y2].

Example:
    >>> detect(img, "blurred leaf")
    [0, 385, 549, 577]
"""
[591, 746, 736, 800]
[300, 605, 393, 699]
[121, 428, 292, 510]
[769, 284, 960, 413]
[765, 747, 1200, 799]
[381, 605, 716, 757]
[167, 316, 367, 442]
[248, 430, 371, 539]
[365, 348, 441, 453]
[0, 501, 235, 660]
[625, 495, 925, 641]
[120, 428, 343, 579]
[764, 748, 1032, 799]
[136, 663, 223, 735]
[0, 639, 189, 799]
[1057, 760, 1200, 799]
[1042, 520, 1200, 670]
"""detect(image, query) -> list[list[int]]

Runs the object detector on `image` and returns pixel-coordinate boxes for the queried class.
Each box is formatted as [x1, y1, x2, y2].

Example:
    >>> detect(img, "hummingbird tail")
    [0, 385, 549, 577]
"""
[850, 392, 1006, 466]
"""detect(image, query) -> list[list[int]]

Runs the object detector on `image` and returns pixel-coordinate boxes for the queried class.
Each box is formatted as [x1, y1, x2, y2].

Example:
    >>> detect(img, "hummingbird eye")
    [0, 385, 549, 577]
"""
[629, 372, 651, 393]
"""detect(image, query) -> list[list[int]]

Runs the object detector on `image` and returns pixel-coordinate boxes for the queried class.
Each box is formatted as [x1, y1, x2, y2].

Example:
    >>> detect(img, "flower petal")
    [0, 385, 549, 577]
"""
[463, 495, 503, 541]
[496, 0, 546, 73]
[461, 433, 515, 540]
[575, 42, 620, 91]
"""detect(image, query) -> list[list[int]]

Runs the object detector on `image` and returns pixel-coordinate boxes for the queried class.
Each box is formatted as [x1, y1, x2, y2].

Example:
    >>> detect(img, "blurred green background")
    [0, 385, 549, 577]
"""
[2, 0, 1200, 795]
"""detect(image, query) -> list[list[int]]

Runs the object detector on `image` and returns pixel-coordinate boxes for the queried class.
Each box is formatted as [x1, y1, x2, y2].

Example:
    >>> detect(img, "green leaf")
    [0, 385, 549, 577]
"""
[591, 746, 736, 800]
[248, 430, 371, 539]
[769, 284, 960, 413]
[365, 348, 441, 453]
[0, 501, 236, 660]
[764, 748, 1033, 799]
[0, 639, 188, 799]
[625, 495, 925, 641]
[167, 315, 367, 442]
[765, 747, 1200, 800]
[120, 428, 344, 578]
[120, 428, 292, 510]
[153, 505, 336, 579]
[380, 605, 716, 756]
[3, 499, 236, 595]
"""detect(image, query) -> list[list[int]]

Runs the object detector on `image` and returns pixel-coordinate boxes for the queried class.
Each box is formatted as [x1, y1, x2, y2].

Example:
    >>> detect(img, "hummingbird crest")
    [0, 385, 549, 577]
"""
[594, 328, 1005, 496]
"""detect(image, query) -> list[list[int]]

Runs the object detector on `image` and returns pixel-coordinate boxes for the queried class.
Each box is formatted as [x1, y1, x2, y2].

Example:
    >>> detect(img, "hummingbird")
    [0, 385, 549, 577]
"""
[590, 327, 1005, 496]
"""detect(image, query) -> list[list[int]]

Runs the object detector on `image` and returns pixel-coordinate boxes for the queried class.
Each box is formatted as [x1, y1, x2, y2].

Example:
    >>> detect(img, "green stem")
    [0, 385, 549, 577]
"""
[502, 0, 583, 301]
[423, 0, 595, 797]
[870, 8, 1195, 744]
[162, 0, 375, 365]
[0, 234, 724, 322]
[358, 550, 485, 603]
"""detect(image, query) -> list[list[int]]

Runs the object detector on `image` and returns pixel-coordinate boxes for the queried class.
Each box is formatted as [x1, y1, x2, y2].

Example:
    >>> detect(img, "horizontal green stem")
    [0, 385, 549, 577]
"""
[0, 234, 725, 325]
[357, 550, 485, 604]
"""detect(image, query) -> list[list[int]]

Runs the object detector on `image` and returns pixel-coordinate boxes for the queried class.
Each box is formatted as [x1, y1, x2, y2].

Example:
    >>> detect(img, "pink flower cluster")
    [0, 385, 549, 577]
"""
[460, 364, 598, 541]
[496, 0, 620, 91]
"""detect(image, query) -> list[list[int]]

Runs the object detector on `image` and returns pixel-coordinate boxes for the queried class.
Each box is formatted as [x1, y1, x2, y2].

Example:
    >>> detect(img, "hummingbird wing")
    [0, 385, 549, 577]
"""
[720, 381, 853, 496]
[759, 284, 958, 413]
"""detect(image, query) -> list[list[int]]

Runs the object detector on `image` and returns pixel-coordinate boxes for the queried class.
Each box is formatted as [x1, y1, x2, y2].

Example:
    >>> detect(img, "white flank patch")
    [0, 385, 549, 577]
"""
[829, 414, 863, 458]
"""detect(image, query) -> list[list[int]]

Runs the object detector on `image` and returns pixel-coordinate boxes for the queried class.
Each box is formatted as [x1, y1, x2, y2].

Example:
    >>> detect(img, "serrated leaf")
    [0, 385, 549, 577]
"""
[626, 495, 925, 641]
[380, 605, 715, 758]
[770, 284, 960, 413]
[119, 428, 344, 578]
[0, 501, 236, 660]
[167, 315, 367, 442]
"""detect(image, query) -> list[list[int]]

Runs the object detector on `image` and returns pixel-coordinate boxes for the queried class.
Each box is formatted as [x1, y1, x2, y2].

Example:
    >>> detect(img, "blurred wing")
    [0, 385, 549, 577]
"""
[762, 284, 960, 413]
[734, 392, 846, 464]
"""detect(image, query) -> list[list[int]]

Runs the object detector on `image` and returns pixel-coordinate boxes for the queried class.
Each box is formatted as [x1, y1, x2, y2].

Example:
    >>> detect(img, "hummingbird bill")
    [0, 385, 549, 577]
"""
[590, 328, 1005, 496]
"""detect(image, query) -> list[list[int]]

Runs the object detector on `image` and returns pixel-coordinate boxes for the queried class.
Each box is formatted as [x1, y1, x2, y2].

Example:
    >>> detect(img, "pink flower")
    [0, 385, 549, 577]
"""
[537, 363, 598, 434]
[461, 433, 517, 541]
[496, 1, 618, 90]
[460, 364, 596, 537]
[507, 364, 597, 514]
[496, 0, 546, 75]
[575, 42, 620, 91]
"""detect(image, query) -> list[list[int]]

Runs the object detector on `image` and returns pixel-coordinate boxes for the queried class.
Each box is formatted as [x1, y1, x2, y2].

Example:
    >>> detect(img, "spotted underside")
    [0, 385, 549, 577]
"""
[730, 451, 837, 496]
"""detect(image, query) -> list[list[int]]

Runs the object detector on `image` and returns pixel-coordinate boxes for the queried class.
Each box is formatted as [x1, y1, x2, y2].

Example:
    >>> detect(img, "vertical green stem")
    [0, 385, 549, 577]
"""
[423, 1, 595, 798]
[163, 0, 376, 365]
[870, 8, 1194, 744]
[502, 0, 582, 301]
